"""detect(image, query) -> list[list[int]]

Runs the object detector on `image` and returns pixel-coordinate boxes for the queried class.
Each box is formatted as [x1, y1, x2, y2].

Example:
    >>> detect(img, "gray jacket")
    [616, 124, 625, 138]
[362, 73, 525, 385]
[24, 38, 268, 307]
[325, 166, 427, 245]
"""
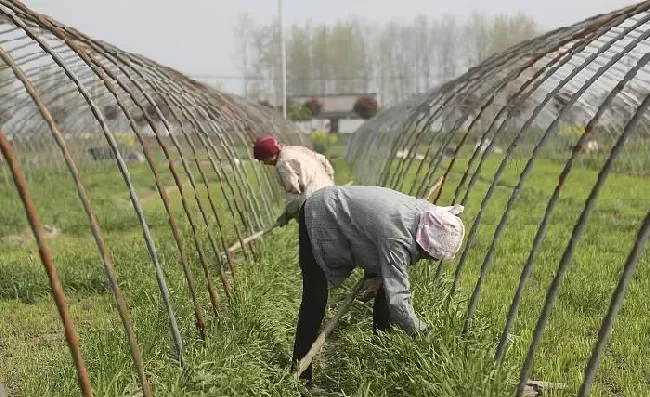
[304, 185, 434, 335]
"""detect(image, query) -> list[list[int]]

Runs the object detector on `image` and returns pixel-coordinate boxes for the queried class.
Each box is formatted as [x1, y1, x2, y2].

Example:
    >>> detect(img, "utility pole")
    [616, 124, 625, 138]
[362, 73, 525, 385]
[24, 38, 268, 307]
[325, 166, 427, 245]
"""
[244, 29, 248, 98]
[362, 30, 368, 93]
[414, 27, 419, 95]
[279, 0, 287, 119]
[309, 19, 313, 94]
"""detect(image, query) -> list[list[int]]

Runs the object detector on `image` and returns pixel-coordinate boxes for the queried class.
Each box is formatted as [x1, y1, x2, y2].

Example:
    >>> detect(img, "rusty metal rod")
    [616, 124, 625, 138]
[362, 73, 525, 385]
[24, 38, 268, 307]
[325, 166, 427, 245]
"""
[0, 130, 93, 397]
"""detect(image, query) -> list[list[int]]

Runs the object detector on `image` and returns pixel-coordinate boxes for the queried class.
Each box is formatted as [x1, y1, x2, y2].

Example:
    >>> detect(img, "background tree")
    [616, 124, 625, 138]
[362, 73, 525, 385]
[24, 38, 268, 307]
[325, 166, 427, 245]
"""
[464, 11, 490, 66]
[232, 11, 541, 106]
[287, 24, 312, 95]
[233, 13, 256, 98]
[354, 95, 378, 119]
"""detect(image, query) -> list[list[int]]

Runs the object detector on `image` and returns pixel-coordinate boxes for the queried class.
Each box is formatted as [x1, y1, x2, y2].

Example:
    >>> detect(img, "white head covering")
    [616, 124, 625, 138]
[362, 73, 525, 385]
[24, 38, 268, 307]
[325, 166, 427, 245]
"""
[415, 205, 465, 261]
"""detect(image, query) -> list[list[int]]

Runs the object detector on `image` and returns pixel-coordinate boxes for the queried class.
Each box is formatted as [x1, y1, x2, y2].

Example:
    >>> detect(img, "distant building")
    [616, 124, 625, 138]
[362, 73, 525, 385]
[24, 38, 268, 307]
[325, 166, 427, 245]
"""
[290, 93, 378, 134]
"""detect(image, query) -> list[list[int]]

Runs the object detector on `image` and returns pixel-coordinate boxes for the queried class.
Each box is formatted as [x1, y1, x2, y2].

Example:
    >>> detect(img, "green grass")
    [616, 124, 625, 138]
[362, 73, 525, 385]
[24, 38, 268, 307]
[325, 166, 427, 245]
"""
[0, 145, 648, 396]
[0, 228, 512, 396]
[0, 160, 511, 396]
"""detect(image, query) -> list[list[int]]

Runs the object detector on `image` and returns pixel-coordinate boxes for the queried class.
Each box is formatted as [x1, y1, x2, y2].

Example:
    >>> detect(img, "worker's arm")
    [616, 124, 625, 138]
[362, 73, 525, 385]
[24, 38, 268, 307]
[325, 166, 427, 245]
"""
[313, 151, 335, 181]
[378, 241, 428, 336]
[275, 159, 304, 223]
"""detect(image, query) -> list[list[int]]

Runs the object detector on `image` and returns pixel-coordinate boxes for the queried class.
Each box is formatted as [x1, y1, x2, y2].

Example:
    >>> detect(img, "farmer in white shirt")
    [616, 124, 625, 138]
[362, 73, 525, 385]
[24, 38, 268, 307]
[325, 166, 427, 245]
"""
[254, 134, 383, 314]
[291, 185, 465, 386]
[253, 134, 335, 227]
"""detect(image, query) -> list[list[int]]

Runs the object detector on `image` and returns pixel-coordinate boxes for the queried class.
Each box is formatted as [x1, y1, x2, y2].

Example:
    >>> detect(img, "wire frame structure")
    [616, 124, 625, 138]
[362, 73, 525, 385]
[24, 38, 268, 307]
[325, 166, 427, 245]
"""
[0, 1, 306, 396]
[347, 1, 650, 396]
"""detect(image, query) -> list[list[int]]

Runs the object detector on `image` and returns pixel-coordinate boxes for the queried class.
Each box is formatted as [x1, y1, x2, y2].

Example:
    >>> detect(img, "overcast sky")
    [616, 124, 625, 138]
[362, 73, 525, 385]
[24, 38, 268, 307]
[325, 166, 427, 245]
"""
[25, 0, 638, 92]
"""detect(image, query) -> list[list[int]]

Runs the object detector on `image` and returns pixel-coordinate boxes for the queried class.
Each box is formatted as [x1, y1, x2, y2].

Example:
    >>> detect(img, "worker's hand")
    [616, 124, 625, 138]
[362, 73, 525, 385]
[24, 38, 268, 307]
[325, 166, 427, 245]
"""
[358, 277, 382, 302]
[275, 213, 289, 227]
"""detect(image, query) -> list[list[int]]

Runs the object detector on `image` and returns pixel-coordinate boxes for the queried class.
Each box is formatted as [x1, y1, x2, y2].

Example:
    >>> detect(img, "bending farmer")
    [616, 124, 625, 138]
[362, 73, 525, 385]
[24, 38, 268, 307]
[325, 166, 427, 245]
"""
[292, 185, 465, 385]
[253, 134, 335, 227]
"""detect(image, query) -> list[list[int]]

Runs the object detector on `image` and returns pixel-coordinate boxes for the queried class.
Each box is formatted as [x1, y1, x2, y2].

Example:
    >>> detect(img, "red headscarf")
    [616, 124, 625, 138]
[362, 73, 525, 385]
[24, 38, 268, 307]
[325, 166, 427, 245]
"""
[253, 134, 281, 161]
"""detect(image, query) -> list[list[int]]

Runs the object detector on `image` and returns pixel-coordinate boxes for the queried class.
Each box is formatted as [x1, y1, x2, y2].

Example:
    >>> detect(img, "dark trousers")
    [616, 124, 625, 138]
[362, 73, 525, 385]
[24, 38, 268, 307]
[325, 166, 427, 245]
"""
[291, 204, 391, 384]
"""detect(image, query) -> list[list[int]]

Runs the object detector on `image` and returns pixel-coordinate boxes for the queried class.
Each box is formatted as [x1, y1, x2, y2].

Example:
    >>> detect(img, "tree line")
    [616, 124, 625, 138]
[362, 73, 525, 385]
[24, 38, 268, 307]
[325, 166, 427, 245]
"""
[233, 11, 541, 107]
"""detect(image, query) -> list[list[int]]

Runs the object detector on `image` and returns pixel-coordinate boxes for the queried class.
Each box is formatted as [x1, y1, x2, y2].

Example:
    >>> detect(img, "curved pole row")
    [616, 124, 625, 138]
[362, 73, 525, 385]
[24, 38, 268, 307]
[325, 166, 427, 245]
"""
[0, 4, 186, 364]
[0, 0, 302, 395]
[0, 34, 153, 396]
[477, 17, 650, 356]
[42, 16, 277, 252]
[515, 62, 650, 397]
[492, 44, 650, 367]
[41, 8, 218, 340]
[454, 5, 650, 314]
[122, 52, 259, 261]
[346, 1, 650, 394]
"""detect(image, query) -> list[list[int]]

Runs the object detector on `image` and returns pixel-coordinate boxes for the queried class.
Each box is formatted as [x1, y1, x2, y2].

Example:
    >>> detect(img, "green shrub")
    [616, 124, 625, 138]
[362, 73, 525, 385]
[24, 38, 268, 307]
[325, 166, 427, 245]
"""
[286, 100, 312, 121]
[311, 130, 338, 154]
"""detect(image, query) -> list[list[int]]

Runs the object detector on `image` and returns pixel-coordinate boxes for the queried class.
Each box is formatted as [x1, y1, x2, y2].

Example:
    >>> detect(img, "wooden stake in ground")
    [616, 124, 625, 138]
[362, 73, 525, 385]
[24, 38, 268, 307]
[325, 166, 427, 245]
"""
[295, 278, 365, 378]
[425, 175, 444, 202]
[522, 380, 567, 396]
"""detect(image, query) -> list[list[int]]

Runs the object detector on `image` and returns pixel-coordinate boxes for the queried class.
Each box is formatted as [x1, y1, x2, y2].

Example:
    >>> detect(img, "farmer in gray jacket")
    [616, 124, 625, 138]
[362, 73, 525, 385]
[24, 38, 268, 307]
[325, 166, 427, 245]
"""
[291, 185, 465, 385]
